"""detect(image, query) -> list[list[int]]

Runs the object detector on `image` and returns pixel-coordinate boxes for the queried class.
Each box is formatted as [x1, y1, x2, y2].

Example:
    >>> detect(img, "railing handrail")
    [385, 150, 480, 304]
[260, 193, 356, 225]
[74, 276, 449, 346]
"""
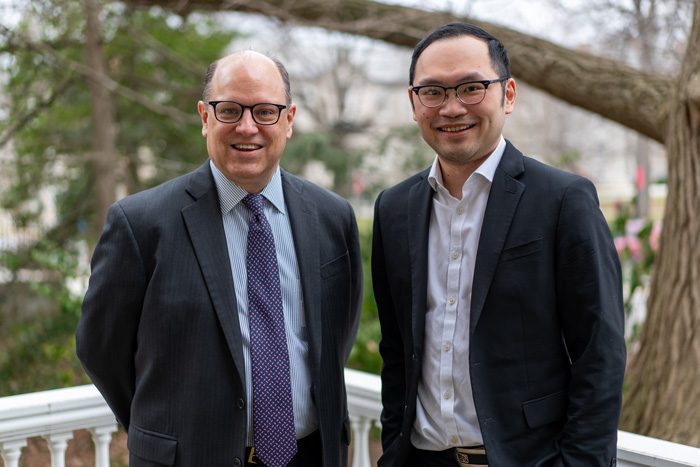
[1, 369, 699, 467]
[0, 384, 115, 443]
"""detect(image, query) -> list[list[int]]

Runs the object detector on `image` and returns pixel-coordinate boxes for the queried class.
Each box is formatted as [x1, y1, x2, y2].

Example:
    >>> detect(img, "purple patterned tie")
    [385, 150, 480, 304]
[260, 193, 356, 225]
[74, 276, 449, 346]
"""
[242, 194, 297, 467]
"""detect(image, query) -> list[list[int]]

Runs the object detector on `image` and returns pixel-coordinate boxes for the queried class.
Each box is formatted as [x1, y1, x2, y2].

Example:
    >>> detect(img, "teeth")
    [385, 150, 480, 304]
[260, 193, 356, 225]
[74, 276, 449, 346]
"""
[233, 144, 260, 150]
[442, 125, 473, 132]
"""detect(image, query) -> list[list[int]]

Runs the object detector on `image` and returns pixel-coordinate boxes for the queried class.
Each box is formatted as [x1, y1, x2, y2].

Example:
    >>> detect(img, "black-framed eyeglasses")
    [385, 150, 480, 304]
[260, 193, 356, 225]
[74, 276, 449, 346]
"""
[207, 101, 288, 125]
[411, 77, 508, 108]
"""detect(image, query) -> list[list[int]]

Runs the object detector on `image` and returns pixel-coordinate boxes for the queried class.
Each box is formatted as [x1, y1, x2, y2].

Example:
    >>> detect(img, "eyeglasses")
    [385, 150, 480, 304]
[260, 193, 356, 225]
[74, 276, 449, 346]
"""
[207, 101, 288, 125]
[411, 77, 508, 108]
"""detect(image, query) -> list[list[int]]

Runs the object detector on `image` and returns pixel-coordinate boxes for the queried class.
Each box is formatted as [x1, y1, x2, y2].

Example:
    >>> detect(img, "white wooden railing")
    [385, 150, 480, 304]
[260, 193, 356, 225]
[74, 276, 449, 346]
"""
[0, 384, 117, 467]
[1, 369, 699, 466]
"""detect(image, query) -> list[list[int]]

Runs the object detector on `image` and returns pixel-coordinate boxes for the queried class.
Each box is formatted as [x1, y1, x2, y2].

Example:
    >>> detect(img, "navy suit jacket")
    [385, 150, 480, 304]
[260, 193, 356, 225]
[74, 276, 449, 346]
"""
[372, 141, 625, 466]
[77, 161, 362, 466]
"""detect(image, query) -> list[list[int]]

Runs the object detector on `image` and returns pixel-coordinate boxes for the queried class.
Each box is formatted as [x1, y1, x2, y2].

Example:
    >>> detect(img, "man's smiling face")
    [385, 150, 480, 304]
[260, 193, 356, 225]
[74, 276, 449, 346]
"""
[409, 35, 515, 170]
[198, 51, 295, 194]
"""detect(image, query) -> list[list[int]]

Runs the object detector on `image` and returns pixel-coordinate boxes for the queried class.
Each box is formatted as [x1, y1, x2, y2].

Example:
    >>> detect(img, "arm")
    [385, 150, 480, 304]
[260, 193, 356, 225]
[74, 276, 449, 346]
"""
[76, 202, 146, 431]
[555, 178, 626, 465]
[372, 191, 406, 465]
[343, 199, 363, 363]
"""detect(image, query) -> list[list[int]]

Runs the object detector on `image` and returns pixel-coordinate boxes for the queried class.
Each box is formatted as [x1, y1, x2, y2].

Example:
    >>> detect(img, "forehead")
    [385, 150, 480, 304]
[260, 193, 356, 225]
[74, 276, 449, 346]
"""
[414, 35, 495, 85]
[211, 56, 285, 102]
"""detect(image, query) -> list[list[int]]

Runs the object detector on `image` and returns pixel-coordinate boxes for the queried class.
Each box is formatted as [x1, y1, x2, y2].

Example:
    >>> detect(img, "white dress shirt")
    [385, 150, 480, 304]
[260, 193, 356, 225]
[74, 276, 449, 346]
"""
[210, 161, 317, 445]
[411, 137, 506, 450]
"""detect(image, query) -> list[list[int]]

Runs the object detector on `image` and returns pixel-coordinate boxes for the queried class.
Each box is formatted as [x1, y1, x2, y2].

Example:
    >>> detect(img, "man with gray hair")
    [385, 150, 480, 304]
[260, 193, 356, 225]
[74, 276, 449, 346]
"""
[78, 51, 362, 467]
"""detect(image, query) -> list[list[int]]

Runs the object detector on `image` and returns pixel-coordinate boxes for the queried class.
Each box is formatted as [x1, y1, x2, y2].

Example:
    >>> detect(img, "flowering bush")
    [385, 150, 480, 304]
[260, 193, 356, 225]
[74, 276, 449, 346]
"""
[610, 201, 661, 341]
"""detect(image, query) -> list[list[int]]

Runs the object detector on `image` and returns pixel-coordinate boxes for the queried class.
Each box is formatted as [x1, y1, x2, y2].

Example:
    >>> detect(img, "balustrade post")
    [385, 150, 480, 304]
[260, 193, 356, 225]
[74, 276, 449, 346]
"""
[0, 439, 28, 467]
[350, 415, 373, 467]
[43, 431, 74, 467]
[89, 424, 118, 467]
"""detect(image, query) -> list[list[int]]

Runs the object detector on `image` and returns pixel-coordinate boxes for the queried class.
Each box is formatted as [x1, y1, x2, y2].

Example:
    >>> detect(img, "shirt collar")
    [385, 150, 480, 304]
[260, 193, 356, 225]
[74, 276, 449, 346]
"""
[209, 160, 286, 215]
[428, 136, 506, 192]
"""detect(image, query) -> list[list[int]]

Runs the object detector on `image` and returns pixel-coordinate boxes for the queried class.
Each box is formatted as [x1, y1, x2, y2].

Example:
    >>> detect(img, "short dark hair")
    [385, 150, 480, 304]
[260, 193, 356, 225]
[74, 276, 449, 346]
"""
[409, 22, 511, 86]
[202, 53, 292, 105]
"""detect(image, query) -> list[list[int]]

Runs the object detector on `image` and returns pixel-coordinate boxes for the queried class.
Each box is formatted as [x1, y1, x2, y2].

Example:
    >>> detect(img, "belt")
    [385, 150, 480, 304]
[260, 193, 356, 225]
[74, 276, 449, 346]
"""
[411, 444, 488, 466]
[453, 446, 488, 466]
[245, 430, 320, 466]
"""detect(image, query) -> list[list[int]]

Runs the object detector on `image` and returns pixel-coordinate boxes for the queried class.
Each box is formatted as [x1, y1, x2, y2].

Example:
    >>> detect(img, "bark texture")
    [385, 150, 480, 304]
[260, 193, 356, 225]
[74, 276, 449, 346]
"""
[620, 1, 700, 445]
[85, 0, 119, 242]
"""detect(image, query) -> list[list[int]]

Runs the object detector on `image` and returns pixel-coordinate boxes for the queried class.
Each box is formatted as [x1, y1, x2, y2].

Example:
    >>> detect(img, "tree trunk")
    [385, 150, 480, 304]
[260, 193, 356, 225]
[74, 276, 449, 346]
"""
[619, 0, 700, 446]
[84, 0, 118, 243]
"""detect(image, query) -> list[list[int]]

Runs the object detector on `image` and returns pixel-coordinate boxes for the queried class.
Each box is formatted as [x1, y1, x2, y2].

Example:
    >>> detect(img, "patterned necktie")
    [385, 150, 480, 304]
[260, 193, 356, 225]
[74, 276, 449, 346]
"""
[241, 193, 297, 467]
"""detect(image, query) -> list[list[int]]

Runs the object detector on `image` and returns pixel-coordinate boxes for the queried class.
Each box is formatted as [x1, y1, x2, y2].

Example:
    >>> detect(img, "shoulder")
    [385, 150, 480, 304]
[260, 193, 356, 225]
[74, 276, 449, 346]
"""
[376, 167, 431, 205]
[281, 170, 351, 209]
[115, 163, 209, 219]
[503, 141, 596, 195]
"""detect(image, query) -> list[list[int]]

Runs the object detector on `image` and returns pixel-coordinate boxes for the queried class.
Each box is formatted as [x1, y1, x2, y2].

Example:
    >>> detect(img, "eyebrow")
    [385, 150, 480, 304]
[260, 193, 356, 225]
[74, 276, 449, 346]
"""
[415, 72, 488, 86]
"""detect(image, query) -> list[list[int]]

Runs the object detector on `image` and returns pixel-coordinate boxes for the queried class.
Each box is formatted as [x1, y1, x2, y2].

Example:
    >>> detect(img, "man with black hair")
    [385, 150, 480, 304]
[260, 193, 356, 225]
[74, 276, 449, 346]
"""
[373, 23, 625, 467]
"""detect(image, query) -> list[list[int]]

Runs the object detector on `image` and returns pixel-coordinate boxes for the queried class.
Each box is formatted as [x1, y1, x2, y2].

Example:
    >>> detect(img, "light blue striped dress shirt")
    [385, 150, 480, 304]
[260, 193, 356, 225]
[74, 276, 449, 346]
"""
[209, 161, 317, 445]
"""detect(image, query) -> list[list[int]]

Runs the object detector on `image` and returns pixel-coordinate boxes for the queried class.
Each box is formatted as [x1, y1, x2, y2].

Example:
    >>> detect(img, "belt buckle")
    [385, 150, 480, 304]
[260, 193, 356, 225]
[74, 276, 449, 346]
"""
[455, 447, 471, 466]
[248, 446, 257, 464]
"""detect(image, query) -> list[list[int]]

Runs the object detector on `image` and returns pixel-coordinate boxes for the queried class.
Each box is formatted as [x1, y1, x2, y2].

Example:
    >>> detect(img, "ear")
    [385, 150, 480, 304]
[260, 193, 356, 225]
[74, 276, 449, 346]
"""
[198, 101, 209, 137]
[408, 87, 418, 122]
[504, 78, 516, 115]
[285, 103, 297, 140]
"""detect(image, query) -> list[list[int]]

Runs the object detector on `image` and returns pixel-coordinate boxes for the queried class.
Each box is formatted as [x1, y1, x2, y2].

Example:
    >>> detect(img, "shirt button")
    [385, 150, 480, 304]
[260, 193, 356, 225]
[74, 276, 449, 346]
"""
[444, 391, 451, 399]
[451, 436, 459, 444]
[443, 343, 451, 352]
[457, 207, 464, 215]
[448, 297, 456, 305]
[452, 251, 459, 259]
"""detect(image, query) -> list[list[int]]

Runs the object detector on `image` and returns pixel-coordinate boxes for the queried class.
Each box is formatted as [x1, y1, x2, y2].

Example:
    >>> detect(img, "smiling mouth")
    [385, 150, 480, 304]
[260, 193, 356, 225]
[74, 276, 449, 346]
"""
[232, 144, 262, 151]
[440, 124, 475, 133]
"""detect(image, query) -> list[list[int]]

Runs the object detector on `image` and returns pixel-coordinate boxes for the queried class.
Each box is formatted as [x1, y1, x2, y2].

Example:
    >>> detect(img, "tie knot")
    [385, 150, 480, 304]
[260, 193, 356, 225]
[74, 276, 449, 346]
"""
[242, 193, 265, 217]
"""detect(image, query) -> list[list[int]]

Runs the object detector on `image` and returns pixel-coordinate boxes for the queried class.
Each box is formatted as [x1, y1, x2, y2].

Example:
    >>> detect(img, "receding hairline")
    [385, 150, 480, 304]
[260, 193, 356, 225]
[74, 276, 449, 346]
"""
[202, 50, 292, 104]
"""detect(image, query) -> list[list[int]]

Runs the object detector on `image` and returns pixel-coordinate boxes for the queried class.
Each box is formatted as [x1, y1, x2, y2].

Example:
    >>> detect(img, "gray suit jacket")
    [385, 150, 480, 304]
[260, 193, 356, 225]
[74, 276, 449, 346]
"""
[77, 161, 362, 466]
[373, 141, 625, 466]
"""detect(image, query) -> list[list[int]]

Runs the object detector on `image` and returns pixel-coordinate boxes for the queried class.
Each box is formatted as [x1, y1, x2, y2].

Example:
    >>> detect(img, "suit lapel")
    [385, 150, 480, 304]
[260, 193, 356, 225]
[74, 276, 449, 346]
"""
[471, 142, 525, 332]
[281, 171, 323, 369]
[408, 171, 433, 356]
[181, 162, 246, 381]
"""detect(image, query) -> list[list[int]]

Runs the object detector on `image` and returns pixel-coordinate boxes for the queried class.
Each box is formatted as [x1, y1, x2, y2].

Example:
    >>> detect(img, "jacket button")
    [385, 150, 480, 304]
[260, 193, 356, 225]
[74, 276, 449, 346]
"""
[237, 398, 245, 409]
[233, 459, 242, 466]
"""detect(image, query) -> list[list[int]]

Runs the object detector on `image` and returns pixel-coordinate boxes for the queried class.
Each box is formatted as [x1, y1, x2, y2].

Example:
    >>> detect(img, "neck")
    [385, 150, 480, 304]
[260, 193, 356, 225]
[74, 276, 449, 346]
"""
[438, 155, 488, 199]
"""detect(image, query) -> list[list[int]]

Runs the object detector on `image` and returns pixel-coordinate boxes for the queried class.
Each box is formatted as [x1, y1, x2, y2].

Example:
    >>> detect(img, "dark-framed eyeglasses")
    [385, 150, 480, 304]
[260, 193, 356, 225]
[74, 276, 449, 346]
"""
[411, 77, 508, 108]
[207, 101, 288, 125]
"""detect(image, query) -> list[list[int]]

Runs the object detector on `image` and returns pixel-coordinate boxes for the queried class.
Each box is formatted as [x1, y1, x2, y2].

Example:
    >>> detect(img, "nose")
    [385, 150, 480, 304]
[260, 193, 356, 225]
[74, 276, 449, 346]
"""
[235, 108, 259, 135]
[439, 89, 468, 117]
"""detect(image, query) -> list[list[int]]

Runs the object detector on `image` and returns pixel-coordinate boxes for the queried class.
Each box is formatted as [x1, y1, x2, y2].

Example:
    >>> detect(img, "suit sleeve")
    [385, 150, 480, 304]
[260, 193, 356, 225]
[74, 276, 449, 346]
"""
[555, 178, 626, 465]
[372, 191, 405, 465]
[76, 202, 145, 431]
[343, 199, 363, 362]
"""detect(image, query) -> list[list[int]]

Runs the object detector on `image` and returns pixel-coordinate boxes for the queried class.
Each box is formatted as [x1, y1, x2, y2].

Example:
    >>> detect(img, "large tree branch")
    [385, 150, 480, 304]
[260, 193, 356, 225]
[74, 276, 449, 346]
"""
[123, 0, 674, 143]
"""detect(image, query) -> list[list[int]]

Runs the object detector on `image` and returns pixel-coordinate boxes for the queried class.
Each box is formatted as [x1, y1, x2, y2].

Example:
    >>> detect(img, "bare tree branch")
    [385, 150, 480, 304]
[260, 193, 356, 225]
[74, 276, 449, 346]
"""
[0, 24, 201, 126]
[0, 76, 75, 149]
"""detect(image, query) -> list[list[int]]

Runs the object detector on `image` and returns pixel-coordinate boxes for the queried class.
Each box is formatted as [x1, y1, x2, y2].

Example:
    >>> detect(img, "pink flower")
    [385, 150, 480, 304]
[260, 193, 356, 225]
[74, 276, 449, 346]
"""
[649, 221, 662, 252]
[626, 235, 642, 261]
[614, 236, 627, 256]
